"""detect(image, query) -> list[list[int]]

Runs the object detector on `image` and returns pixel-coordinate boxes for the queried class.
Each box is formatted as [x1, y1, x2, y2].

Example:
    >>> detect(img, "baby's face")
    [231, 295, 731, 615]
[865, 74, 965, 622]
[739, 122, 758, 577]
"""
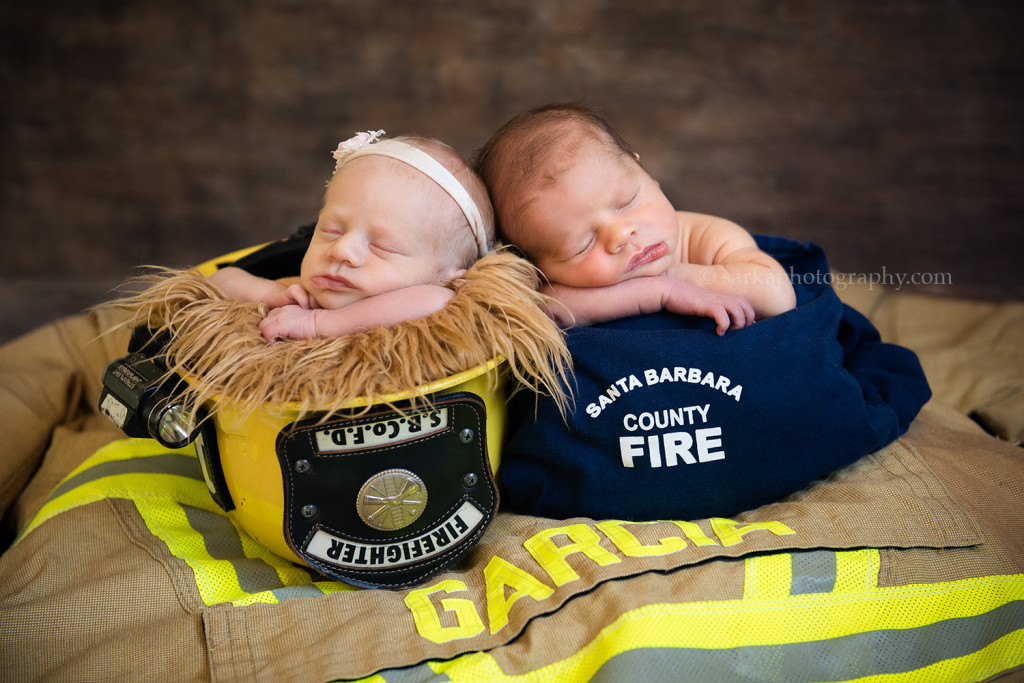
[515, 137, 680, 288]
[300, 157, 461, 310]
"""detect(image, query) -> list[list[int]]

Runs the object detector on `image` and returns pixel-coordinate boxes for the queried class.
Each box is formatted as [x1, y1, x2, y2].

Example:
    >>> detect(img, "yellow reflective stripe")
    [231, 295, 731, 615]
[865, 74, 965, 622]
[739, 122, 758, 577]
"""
[743, 552, 793, 600]
[17, 439, 211, 541]
[835, 548, 880, 593]
[744, 548, 881, 602]
[19, 438, 357, 606]
[149, 499, 355, 606]
[132, 495, 318, 606]
[396, 575, 1024, 683]
[847, 628, 1024, 683]
[134, 495, 255, 606]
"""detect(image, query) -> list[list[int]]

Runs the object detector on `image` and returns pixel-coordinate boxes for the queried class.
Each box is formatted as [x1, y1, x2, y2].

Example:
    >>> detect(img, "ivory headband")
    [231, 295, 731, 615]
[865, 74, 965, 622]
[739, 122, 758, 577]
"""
[332, 130, 489, 257]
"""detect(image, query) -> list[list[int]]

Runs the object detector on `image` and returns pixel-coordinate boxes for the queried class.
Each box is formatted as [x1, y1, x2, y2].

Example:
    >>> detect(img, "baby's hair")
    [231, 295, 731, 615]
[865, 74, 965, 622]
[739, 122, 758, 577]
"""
[328, 134, 495, 272]
[394, 135, 495, 269]
[474, 103, 637, 246]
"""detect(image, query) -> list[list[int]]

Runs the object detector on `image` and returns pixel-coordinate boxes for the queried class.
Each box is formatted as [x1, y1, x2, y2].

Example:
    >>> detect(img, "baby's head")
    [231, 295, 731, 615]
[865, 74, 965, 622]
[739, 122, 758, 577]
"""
[301, 132, 495, 310]
[475, 103, 638, 250]
[476, 104, 678, 288]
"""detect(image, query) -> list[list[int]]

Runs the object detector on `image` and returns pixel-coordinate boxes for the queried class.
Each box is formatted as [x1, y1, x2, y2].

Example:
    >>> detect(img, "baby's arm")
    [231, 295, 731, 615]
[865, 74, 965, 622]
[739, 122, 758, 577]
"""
[673, 213, 797, 318]
[207, 266, 307, 309]
[545, 277, 754, 335]
[259, 284, 455, 341]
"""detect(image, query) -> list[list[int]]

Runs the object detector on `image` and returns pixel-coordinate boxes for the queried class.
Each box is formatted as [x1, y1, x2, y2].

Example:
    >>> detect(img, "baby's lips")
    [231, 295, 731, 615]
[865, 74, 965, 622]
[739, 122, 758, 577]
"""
[311, 275, 357, 292]
[627, 242, 670, 273]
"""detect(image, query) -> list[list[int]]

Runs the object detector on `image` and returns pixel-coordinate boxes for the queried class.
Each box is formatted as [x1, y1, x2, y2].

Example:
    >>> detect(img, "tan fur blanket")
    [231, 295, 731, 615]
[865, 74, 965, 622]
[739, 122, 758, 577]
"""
[109, 250, 571, 422]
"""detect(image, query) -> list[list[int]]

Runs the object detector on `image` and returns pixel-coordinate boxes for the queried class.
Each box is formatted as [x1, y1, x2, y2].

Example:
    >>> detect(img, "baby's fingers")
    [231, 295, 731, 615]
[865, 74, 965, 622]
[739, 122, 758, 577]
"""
[711, 296, 754, 335]
[709, 305, 732, 336]
[285, 283, 310, 309]
[727, 297, 756, 330]
[258, 315, 281, 343]
[259, 307, 296, 342]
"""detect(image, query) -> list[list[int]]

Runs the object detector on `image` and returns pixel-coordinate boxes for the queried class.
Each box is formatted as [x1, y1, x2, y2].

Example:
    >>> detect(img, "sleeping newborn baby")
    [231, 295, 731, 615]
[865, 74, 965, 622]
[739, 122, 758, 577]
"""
[210, 130, 494, 341]
[475, 103, 795, 333]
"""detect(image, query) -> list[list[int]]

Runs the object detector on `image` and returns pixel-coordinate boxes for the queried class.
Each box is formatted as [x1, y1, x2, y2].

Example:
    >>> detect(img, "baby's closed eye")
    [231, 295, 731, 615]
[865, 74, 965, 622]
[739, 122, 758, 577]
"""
[615, 190, 639, 212]
[571, 234, 596, 259]
[369, 241, 404, 256]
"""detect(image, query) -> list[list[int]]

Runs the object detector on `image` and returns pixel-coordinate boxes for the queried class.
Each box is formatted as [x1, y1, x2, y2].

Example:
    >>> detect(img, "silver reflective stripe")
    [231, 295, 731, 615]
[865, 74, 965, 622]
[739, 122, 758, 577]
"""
[790, 549, 838, 595]
[379, 662, 452, 683]
[45, 452, 203, 503]
[591, 600, 1024, 682]
[179, 504, 325, 601]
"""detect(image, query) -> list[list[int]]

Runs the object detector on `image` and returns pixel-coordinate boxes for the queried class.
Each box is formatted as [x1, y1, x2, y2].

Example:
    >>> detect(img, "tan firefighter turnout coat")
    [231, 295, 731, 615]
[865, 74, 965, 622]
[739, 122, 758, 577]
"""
[1, 281, 1023, 682]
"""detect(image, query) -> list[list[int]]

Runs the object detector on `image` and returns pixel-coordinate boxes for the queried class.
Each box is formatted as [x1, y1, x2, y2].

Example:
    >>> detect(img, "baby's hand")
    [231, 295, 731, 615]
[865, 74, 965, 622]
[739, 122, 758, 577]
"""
[259, 305, 318, 342]
[662, 280, 755, 335]
[263, 283, 310, 310]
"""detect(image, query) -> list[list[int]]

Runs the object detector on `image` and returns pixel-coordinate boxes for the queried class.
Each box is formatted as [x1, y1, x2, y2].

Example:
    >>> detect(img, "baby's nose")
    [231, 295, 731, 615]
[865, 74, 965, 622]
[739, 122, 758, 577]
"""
[602, 219, 637, 253]
[331, 233, 366, 266]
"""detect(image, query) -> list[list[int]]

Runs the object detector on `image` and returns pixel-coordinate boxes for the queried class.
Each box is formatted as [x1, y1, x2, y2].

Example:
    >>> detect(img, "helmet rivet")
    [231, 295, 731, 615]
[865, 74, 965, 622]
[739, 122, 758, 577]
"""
[295, 459, 312, 474]
[462, 472, 479, 488]
[458, 428, 475, 444]
[300, 504, 319, 519]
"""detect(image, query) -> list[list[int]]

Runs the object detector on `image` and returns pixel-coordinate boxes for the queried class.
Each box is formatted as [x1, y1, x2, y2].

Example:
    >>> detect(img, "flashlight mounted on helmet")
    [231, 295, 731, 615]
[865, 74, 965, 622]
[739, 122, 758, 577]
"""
[99, 336, 198, 450]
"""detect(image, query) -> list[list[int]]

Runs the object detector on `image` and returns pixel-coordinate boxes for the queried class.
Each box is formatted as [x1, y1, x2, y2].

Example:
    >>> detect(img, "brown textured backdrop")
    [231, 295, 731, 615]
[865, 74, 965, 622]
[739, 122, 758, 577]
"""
[2, 1, 1021, 344]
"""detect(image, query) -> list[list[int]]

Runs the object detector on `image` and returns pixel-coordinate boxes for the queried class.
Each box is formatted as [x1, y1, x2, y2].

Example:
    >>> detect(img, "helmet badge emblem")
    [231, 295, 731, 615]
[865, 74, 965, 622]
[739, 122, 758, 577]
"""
[356, 469, 428, 531]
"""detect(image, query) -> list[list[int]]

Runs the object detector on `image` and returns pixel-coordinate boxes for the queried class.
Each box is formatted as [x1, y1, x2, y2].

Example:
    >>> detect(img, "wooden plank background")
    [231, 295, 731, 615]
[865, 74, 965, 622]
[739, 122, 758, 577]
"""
[1, 1, 1021, 344]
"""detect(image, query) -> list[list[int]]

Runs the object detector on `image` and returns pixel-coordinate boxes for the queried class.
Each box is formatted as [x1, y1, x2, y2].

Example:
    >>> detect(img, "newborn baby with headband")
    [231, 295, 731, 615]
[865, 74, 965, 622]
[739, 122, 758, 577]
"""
[209, 130, 495, 341]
